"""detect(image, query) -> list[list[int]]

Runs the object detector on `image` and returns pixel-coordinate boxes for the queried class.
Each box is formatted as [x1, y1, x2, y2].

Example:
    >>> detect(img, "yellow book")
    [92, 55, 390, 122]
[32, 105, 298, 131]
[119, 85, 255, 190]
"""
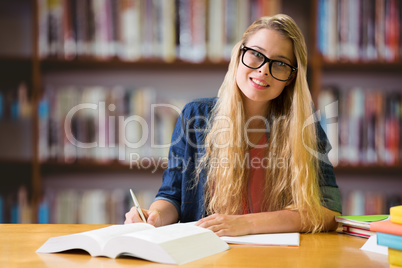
[389, 248, 402, 266]
[391, 206, 402, 224]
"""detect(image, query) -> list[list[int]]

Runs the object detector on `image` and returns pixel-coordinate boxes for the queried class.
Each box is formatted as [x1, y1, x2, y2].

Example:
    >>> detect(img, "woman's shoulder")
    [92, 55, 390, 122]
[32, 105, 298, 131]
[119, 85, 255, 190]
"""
[181, 97, 217, 116]
[185, 97, 217, 107]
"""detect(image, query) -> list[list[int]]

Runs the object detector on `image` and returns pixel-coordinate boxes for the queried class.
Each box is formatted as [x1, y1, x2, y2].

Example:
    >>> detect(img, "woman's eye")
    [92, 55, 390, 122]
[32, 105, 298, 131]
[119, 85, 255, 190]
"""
[274, 61, 286, 67]
[252, 51, 263, 58]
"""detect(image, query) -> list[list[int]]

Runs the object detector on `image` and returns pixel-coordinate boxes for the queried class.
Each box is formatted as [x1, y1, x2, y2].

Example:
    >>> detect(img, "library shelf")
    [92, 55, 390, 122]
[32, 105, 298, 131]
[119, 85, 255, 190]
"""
[321, 60, 402, 72]
[2, 159, 400, 177]
[0, 159, 33, 167]
[40, 160, 165, 175]
[334, 165, 402, 176]
[308, 56, 402, 75]
[0, 56, 33, 77]
[37, 161, 402, 177]
[0, 56, 32, 64]
[1, 0, 401, 222]
[40, 58, 230, 72]
[0, 159, 33, 191]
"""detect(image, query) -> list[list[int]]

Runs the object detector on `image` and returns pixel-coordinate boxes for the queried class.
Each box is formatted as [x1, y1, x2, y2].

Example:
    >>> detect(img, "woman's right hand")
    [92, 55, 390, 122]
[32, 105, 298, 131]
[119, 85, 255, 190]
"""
[124, 207, 162, 226]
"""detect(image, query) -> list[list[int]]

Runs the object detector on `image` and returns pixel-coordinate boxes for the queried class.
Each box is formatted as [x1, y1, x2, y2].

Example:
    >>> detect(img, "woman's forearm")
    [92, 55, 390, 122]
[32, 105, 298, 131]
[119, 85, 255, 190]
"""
[247, 206, 340, 234]
[196, 206, 340, 236]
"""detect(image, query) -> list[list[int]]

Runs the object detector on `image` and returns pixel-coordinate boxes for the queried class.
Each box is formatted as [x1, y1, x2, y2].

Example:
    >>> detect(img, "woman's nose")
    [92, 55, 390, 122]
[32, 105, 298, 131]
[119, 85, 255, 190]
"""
[258, 62, 269, 76]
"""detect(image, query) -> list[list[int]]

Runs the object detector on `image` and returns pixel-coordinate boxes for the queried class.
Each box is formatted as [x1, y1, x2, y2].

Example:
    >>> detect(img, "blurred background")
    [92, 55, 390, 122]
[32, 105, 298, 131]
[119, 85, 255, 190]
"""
[0, 0, 401, 224]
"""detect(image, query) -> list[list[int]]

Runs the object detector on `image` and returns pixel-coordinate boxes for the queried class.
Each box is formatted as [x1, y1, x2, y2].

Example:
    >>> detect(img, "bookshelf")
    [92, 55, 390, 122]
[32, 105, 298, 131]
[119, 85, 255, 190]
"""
[311, 0, 402, 215]
[0, 0, 281, 223]
[0, 0, 401, 223]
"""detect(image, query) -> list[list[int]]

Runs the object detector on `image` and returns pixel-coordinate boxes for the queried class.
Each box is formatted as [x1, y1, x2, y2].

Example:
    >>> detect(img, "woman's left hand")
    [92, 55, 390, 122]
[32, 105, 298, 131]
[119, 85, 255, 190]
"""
[195, 213, 252, 237]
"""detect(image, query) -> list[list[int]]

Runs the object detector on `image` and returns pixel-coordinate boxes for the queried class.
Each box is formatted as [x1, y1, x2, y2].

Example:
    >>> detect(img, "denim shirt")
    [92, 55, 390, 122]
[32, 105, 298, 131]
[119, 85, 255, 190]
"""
[155, 98, 342, 222]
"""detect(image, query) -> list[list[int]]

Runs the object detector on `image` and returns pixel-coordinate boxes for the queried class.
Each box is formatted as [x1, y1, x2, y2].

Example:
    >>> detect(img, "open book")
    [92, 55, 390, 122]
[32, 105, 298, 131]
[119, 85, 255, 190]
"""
[36, 223, 229, 265]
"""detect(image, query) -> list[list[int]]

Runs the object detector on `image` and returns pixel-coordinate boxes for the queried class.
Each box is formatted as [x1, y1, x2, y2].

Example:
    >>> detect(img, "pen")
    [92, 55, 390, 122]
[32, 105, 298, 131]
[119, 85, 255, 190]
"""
[130, 189, 146, 223]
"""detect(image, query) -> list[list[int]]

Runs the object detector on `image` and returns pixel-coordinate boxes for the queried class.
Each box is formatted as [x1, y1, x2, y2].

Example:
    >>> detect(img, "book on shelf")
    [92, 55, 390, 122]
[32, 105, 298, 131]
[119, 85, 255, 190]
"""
[38, 98, 50, 161]
[0, 82, 32, 121]
[207, 0, 225, 62]
[38, 198, 50, 224]
[335, 215, 389, 238]
[0, 191, 14, 223]
[36, 223, 229, 265]
[17, 185, 32, 224]
[389, 248, 402, 267]
[177, 0, 207, 63]
[317, 86, 339, 166]
[0, 185, 33, 224]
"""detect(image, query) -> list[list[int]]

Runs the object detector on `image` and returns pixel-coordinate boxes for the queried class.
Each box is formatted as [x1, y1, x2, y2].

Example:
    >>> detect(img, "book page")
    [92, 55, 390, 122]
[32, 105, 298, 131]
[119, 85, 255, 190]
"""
[360, 234, 388, 255]
[176, 221, 300, 246]
[126, 223, 209, 244]
[84, 223, 154, 247]
[36, 223, 155, 256]
[104, 223, 229, 264]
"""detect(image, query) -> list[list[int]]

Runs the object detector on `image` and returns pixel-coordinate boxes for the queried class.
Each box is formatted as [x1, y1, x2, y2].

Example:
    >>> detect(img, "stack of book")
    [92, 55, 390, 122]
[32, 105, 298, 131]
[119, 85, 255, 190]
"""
[371, 206, 402, 267]
[335, 215, 389, 238]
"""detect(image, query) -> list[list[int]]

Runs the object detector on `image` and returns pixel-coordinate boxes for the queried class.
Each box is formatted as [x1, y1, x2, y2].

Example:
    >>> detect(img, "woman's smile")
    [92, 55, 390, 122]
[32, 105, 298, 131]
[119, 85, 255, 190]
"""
[250, 77, 269, 89]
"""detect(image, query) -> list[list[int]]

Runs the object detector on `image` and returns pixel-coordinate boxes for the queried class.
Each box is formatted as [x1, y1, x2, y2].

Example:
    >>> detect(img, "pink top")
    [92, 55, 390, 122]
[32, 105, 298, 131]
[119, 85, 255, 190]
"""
[244, 134, 268, 214]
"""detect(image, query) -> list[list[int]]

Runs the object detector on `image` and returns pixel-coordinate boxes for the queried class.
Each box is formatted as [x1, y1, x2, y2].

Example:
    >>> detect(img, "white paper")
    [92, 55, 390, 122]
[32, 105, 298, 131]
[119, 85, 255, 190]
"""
[221, 233, 300, 246]
[360, 234, 388, 255]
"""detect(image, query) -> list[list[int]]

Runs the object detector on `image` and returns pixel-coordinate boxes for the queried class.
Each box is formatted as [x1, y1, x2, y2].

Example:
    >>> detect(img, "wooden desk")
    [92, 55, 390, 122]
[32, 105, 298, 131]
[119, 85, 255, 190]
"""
[0, 224, 388, 267]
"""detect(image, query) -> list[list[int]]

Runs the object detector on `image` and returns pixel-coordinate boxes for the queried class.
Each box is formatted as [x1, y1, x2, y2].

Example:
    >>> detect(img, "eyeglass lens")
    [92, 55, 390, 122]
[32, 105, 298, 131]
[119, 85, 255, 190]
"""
[242, 49, 293, 81]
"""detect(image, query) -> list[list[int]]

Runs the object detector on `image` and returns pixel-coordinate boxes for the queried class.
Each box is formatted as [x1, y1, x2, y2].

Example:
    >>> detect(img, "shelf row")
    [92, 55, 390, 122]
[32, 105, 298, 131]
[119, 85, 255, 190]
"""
[2, 182, 402, 223]
[0, 185, 156, 224]
[1, 159, 402, 175]
[2, 56, 402, 70]
[318, 87, 402, 167]
[1, 82, 402, 168]
[342, 189, 401, 216]
[317, 0, 402, 62]
[34, 0, 402, 64]
[37, 0, 280, 62]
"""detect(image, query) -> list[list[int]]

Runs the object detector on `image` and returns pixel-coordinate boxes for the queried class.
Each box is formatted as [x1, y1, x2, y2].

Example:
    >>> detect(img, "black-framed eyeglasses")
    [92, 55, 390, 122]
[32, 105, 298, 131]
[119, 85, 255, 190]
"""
[241, 45, 297, 82]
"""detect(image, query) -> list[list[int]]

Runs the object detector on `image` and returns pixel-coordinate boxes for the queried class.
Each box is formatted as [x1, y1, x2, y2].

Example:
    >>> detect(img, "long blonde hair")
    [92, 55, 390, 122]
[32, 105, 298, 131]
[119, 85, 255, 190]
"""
[199, 14, 324, 233]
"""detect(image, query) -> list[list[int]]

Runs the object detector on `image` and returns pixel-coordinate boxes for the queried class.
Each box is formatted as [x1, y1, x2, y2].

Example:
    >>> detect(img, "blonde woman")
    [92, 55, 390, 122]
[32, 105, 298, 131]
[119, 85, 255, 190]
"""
[125, 14, 341, 236]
